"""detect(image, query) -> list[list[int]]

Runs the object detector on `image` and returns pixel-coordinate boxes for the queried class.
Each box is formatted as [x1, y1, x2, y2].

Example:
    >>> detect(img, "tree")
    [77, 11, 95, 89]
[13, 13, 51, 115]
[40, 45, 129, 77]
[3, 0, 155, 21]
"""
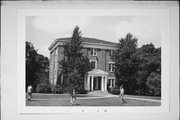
[135, 44, 161, 95]
[26, 41, 50, 92]
[26, 41, 38, 89]
[59, 26, 90, 93]
[112, 33, 138, 94]
[146, 72, 161, 96]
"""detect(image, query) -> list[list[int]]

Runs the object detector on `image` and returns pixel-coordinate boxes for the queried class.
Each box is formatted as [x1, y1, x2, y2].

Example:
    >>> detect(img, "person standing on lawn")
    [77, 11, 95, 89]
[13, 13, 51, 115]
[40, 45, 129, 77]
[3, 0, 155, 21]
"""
[71, 89, 76, 105]
[119, 85, 126, 104]
[27, 85, 33, 101]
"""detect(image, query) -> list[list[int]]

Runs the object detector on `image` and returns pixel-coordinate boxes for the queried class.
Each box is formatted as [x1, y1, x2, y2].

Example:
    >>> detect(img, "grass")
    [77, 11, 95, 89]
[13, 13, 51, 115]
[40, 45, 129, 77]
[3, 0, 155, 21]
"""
[26, 93, 161, 106]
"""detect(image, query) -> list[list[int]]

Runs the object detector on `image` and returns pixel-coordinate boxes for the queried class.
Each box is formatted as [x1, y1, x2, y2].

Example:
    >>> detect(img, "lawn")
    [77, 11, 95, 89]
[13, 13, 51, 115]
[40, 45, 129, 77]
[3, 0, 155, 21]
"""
[26, 93, 161, 106]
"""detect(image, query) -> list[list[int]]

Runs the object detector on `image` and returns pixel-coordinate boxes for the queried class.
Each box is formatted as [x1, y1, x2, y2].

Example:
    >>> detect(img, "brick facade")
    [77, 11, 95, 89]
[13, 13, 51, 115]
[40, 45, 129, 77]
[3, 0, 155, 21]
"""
[49, 37, 117, 90]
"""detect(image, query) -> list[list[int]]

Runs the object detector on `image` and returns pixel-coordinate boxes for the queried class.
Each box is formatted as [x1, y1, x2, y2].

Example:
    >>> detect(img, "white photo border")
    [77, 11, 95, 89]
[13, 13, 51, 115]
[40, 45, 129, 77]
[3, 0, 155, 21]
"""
[17, 9, 169, 114]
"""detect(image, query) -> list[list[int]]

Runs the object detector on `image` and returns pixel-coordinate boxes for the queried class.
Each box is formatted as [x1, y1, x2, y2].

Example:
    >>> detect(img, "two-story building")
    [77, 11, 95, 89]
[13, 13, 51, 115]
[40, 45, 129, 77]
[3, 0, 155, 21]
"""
[48, 37, 117, 91]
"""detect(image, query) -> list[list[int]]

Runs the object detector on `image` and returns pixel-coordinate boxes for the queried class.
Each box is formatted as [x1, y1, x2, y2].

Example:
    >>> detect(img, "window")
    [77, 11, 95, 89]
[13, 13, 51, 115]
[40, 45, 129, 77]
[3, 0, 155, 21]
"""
[54, 55, 58, 62]
[54, 48, 58, 62]
[54, 62, 57, 70]
[108, 78, 115, 87]
[109, 62, 115, 72]
[50, 63, 53, 71]
[90, 60, 97, 70]
[55, 48, 58, 55]
[91, 48, 97, 56]
[109, 50, 114, 56]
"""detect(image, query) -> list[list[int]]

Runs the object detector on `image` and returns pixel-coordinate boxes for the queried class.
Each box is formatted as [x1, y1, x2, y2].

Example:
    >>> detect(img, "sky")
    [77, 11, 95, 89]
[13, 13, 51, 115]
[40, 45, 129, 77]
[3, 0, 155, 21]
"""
[26, 16, 161, 58]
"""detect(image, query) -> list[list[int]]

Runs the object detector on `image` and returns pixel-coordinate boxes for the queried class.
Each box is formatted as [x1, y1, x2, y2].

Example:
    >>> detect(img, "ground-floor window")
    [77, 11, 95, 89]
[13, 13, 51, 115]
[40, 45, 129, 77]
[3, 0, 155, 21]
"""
[108, 78, 115, 88]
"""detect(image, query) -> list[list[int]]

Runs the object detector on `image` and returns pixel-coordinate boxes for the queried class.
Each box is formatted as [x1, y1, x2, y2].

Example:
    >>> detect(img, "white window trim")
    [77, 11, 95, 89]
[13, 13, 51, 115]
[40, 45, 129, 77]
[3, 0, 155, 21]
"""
[110, 50, 114, 56]
[108, 77, 115, 87]
[91, 48, 97, 56]
[108, 62, 115, 72]
[90, 60, 97, 70]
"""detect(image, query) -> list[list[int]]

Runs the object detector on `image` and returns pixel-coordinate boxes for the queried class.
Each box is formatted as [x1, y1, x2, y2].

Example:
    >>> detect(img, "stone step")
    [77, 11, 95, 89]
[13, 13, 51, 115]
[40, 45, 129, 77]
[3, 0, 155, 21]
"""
[87, 90, 112, 97]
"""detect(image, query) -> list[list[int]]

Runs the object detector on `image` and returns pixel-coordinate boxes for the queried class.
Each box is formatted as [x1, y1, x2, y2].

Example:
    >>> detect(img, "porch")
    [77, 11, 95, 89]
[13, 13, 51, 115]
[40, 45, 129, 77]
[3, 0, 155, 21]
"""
[84, 69, 109, 91]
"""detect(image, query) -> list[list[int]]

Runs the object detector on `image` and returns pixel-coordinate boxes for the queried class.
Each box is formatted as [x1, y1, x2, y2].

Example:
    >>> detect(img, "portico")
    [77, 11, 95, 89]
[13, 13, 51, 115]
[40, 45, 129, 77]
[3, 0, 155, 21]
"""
[84, 69, 108, 91]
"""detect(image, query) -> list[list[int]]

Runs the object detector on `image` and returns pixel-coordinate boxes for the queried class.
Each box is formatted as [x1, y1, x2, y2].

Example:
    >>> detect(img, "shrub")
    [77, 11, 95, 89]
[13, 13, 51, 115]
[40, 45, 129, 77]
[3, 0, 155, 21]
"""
[135, 89, 144, 95]
[36, 83, 52, 93]
[146, 72, 161, 96]
[77, 89, 88, 94]
[108, 87, 120, 95]
[52, 85, 64, 94]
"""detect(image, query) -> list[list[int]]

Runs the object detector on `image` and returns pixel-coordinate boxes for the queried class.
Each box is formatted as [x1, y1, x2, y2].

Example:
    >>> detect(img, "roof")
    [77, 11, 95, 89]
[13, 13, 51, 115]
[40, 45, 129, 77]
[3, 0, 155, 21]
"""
[88, 69, 109, 76]
[49, 37, 117, 50]
[56, 37, 117, 45]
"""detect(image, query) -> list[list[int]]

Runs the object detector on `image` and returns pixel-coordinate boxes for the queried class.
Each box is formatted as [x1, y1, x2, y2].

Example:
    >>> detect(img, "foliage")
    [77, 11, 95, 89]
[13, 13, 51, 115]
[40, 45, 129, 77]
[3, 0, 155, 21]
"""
[52, 84, 64, 94]
[26, 41, 49, 92]
[58, 26, 90, 93]
[135, 44, 161, 95]
[26, 41, 38, 90]
[112, 33, 138, 94]
[112, 33, 161, 96]
[146, 72, 161, 96]
[36, 83, 52, 93]
[77, 89, 88, 94]
[108, 87, 120, 95]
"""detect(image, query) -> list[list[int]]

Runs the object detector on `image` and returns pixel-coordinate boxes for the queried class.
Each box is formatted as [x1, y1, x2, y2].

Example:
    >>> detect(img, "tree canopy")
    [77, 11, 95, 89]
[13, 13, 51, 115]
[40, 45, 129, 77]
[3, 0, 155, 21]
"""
[26, 41, 49, 92]
[58, 26, 90, 93]
[112, 33, 161, 96]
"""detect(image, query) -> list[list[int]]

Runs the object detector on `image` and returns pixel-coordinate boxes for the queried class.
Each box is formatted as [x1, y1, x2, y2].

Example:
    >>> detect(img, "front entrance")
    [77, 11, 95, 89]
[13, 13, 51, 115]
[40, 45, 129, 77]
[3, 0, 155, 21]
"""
[93, 77, 101, 90]
[84, 69, 109, 91]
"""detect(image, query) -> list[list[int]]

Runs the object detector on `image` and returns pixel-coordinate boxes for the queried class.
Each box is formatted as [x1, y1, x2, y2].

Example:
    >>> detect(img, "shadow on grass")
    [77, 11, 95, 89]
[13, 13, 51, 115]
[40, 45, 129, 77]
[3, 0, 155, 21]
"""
[71, 103, 81, 106]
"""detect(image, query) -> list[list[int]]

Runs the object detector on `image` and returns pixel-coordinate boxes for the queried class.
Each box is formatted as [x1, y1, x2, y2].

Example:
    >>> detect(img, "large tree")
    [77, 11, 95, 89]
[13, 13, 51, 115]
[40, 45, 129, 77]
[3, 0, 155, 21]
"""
[26, 41, 38, 89]
[59, 26, 90, 93]
[26, 41, 49, 91]
[135, 44, 161, 95]
[112, 33, 139, 94]
[112, 33, 161, 95]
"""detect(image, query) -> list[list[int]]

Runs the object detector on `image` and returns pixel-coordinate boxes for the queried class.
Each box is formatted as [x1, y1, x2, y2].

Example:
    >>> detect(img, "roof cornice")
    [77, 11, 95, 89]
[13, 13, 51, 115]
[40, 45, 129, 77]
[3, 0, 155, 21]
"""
[49, 38, 117, 51]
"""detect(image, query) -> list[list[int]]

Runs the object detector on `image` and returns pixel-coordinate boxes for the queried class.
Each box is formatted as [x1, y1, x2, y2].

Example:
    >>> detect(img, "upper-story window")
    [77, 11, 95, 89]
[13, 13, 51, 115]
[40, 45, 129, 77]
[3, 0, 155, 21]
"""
[54, 62, 57, 71]
[109, 62, 115, 72]
[90, 60, 97, 70]
[55, 48, 58, 55]
[91, 48, 97, 56]
[109, 50, 114, 56]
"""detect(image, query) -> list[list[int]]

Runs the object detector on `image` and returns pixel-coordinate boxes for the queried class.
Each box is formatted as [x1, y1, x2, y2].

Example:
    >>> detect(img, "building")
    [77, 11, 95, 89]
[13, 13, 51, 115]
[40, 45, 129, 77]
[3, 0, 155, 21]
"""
[48, 37, 117, 91]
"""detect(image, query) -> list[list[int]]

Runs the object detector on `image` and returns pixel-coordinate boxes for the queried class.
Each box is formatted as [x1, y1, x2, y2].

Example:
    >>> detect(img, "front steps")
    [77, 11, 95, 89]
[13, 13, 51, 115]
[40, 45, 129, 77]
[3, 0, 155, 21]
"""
[87, 90, 112, 97]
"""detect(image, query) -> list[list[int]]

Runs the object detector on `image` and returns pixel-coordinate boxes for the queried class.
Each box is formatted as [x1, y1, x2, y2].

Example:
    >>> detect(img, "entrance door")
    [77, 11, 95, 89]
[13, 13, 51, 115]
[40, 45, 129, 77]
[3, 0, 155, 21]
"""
[89, 78, 91, 91]
[98, 77, 101, 90]
[93, 77, 98, 90]
[93, 77, 101, 90]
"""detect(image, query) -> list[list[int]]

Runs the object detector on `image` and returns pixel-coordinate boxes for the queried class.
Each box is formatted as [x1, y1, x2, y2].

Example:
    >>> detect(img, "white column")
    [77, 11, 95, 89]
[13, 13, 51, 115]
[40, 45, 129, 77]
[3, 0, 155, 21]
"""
[91, 76, 94, 91]
[104, 76, 107, 91]
[101, 76, 103, 91]
[113, 79, 115, 87]
[103, 76, 106, 91]
[87, 75, 90, 90]
[84, 76, 86, 90]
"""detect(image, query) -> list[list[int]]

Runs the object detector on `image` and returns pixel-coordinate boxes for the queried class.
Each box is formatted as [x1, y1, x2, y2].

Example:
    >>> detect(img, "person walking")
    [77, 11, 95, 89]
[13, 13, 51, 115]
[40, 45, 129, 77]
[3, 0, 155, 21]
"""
[27, 85, 33, 101]
[71, 89, 76, 105]
[119, 85, 126, 104]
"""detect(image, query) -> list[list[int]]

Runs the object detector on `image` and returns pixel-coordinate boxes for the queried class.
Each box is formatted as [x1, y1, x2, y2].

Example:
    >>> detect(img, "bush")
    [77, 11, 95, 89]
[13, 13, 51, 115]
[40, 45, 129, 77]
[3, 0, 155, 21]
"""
[77, 89, 88, 94]
[36, 83, 52, 93]
[108, 87, 120, 95]
[146, 72, 161, 96]
[52, 85, 64, 94]
[135, 89, 144, 95]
